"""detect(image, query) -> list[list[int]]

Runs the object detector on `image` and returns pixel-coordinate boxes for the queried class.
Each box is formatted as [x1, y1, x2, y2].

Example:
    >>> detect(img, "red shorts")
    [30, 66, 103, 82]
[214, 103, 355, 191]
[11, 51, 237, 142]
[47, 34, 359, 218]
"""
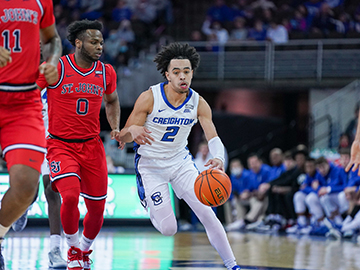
[47, 135, 108, 200]
[0, 90, 46, 172]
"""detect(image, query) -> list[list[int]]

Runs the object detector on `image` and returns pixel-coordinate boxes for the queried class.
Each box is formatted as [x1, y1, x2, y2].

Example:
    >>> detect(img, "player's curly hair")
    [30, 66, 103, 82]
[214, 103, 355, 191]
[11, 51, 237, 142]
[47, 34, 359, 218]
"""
[67, 19, 103, 46]
[153, 43, 200, 79]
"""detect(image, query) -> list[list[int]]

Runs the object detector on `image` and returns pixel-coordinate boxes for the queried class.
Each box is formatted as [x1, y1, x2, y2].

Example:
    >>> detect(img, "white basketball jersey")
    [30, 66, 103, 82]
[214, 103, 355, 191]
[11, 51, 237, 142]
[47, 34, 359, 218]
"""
[41, 88, 49, 137]
[137, 82, 199, 159]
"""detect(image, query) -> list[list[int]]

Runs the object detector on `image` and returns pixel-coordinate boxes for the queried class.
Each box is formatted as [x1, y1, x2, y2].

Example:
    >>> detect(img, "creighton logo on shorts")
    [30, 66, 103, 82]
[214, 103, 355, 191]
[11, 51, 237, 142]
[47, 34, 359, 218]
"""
[50, 161, 61, 174]
[151, 192, 163, 206]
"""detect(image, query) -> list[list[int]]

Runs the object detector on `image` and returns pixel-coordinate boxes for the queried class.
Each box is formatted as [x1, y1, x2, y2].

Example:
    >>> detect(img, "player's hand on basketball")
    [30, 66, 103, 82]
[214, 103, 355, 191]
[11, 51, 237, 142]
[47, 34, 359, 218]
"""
[39, 63, 58, 85]
[129, 126, 154, 145]
[346, 139, 360, 175]
[205, 158, 224, 171]
[0, 46, 12, 68]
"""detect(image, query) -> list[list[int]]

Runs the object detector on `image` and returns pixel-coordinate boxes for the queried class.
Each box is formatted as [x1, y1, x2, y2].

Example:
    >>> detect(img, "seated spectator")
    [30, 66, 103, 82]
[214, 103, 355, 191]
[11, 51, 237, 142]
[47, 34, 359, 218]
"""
[79, 0, 104, 20]
[251, 0, 277, 11]
[255, 147, 307, 232]
[268, 148, 286, 181]
[286, 157, 325, 234]
[117, 19, 136, 69]
[332, 12, 350, 34]
[111, 0, 133, 23]
[230, 16, 248, 41]
[266, 19, 289, 44]
[325, 148, 360, 239]
[194, 141, 212, 173]
[338, 133, 351, 152]
[350, 11, 360, 33]
[304, 0, 323, 24]
[206, 0, 233, 23]
[104, 30, 123, 66]
[310, 2, 336, 36]
[316, 156, 347, 226]
[224, 159, 253, 231]
[231, 0, 248, 19]
[324, 0, 344, 8]
[202, 20, 230, 45]
[289, 9, 308, 32]
[247, 19, 267, 41]
[106, 155, 125, 174]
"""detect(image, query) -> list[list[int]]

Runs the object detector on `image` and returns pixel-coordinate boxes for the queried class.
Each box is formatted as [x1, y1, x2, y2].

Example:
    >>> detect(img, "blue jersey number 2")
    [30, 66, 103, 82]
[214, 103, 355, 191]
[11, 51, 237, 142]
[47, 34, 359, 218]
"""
[161, 126, 180, 142]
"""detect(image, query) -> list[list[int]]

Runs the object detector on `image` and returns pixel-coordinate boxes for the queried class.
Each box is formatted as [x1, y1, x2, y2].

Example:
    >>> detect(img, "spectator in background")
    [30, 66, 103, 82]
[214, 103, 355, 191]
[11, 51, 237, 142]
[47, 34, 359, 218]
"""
[289, 9, 308, 32]
[255, 149, 306, 232]
[338, 133, 351, 152]
[345, 102, 360, 144]
[231, 0, 248, 18]
[316, 156, 348, 226]
[251, 0, 277, 11]
[286, 158, 324, 233]
[104, 30, 123, 66]
[350, 11, 360, 33]
[247, 19, 267, 41]
[324, 0, 344, 8]
[194, 141, 212, 173]
[206, 0, 233, 23]
[225, 159, 253, 231]
[304, 0, 323, 24]
[230, 16, 248, 41]
[202, 20, 230, 45]
[79, 0, 104, 20]
[269, 148, 286, 181]
[333, 12, 350, 35]
[266, 19, 289, 43]
[310, 2, 335, 36]
[111, 0, 133, 24]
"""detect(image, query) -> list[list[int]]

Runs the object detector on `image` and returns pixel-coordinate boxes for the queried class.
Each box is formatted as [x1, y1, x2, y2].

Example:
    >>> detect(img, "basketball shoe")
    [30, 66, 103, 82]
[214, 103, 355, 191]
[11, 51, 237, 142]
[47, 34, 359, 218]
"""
[231, 266, 241, 270]
[83, 250, 93, 270]
[48, 246, 67, 268]
[12, 208, 29, 232]
[67, 246, 83, 270]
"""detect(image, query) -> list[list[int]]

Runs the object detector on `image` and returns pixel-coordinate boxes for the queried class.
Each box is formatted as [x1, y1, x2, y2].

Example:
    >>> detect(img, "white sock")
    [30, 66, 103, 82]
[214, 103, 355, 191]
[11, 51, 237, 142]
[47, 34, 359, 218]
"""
[80, 235, 94, 252]
[0, 224, 10, 244]
[224, 258, 237, 270]
[342, 212, 360, 232]
[298, 216, 307, 226]
[64, 231, 79, 248]
[50, 234, 61, 251]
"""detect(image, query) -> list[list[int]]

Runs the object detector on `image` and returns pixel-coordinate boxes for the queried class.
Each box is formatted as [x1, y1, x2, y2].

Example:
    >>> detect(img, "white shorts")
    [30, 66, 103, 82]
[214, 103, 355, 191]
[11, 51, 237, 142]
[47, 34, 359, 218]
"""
[41, 157, 49, 176]
[135, 149, 198, 208]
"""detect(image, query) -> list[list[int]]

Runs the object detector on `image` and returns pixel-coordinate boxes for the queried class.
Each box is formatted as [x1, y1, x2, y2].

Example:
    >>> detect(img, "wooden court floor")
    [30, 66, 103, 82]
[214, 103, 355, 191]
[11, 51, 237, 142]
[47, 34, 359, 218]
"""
[2, 227, 360, 270]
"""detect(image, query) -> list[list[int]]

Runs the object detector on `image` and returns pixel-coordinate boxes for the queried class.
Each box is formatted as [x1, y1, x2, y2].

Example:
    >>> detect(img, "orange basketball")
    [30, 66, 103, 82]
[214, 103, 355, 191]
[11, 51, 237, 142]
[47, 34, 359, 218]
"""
[194, 169, 232, 207]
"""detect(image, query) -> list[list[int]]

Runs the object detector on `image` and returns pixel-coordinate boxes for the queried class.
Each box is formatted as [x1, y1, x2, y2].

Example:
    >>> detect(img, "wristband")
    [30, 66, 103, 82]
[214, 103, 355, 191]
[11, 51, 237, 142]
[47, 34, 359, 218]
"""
[208, 136, 225, 164]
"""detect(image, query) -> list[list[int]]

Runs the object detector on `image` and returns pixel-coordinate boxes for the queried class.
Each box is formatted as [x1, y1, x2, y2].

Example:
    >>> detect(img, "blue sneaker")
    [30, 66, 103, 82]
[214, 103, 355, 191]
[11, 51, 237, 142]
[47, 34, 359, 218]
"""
[0, 244, 4, 270]
[12, 208, 29, 232]
[232, 266, 241, 270]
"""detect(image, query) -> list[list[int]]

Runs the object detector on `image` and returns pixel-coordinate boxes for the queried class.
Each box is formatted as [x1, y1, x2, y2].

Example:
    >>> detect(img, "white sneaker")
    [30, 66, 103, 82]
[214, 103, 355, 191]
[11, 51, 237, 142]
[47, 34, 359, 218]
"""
[67, 246, 83, 270]
[226, 220, 245, 231]
[48, 246, 67, 268]
[299, 225, 312, 235]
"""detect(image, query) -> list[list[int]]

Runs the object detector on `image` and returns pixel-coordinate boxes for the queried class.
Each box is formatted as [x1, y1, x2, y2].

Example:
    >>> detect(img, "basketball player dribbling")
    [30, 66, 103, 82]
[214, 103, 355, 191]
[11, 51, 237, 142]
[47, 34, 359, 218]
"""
[118, 43, 240, 270]
[37, 19, 121, 270]
[0, 1, 62, 269]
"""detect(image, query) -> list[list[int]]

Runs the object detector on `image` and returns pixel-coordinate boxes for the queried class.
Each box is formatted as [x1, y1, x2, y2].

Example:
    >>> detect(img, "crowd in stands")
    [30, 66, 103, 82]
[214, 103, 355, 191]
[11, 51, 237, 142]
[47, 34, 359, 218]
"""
[52, 0, 173, 75]
[193, 0, 360, 46]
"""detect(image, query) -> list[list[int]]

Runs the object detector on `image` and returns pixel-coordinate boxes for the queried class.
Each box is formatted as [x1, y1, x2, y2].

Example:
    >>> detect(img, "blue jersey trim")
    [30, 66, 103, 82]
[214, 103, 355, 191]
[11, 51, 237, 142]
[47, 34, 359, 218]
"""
[160, 82, 193, 111]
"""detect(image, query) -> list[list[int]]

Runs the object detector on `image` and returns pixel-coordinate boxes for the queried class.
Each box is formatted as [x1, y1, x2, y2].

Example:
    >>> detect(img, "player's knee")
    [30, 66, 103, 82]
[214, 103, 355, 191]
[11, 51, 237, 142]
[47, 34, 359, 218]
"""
[319, 195, 328, 205]
[305, 193, 317, 205]
[61, 189, 80, 207]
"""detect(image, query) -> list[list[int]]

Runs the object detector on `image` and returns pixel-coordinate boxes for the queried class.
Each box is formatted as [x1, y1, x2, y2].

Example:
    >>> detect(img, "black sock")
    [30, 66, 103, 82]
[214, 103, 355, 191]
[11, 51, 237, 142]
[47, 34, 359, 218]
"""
[350, 205, 360, 218]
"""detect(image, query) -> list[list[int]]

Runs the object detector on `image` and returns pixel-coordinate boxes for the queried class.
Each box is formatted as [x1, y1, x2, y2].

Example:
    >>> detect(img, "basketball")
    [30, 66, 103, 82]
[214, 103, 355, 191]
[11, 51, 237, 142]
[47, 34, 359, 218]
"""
[194, 169, 232, 207]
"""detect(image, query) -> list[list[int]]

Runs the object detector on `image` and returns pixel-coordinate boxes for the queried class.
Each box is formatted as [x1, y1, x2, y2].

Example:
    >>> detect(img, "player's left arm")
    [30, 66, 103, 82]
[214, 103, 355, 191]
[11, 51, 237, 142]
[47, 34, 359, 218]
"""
[198, 96, 225, 171]
[103, 64, 122, 146]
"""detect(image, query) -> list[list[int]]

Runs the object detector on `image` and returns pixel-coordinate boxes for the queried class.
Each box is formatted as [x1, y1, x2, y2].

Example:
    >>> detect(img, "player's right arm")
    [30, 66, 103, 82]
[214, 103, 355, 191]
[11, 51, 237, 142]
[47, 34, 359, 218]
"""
[0, 46, 12, 68]
[118, 89, 155, 145]
[39, 24, 62, 85]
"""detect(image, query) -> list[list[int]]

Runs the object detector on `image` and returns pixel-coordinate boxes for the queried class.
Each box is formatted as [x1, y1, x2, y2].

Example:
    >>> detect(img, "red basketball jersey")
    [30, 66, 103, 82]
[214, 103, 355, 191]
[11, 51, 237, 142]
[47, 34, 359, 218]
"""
[0, 0, 55, 91]
[36, 54, 117, 139]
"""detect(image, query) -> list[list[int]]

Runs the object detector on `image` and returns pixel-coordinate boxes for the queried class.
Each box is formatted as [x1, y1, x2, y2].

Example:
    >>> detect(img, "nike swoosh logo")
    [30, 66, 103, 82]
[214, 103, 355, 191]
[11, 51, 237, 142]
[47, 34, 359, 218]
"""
[29, 158, 37, 162]
[158, 109, 166, 112]
[66, 74, 74, 77]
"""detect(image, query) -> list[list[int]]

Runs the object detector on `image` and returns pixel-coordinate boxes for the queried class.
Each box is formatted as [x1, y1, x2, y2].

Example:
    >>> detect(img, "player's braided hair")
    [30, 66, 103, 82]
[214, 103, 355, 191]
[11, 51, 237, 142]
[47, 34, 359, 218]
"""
[67, 19, 103, 46]
[153, 43, 200, 79]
